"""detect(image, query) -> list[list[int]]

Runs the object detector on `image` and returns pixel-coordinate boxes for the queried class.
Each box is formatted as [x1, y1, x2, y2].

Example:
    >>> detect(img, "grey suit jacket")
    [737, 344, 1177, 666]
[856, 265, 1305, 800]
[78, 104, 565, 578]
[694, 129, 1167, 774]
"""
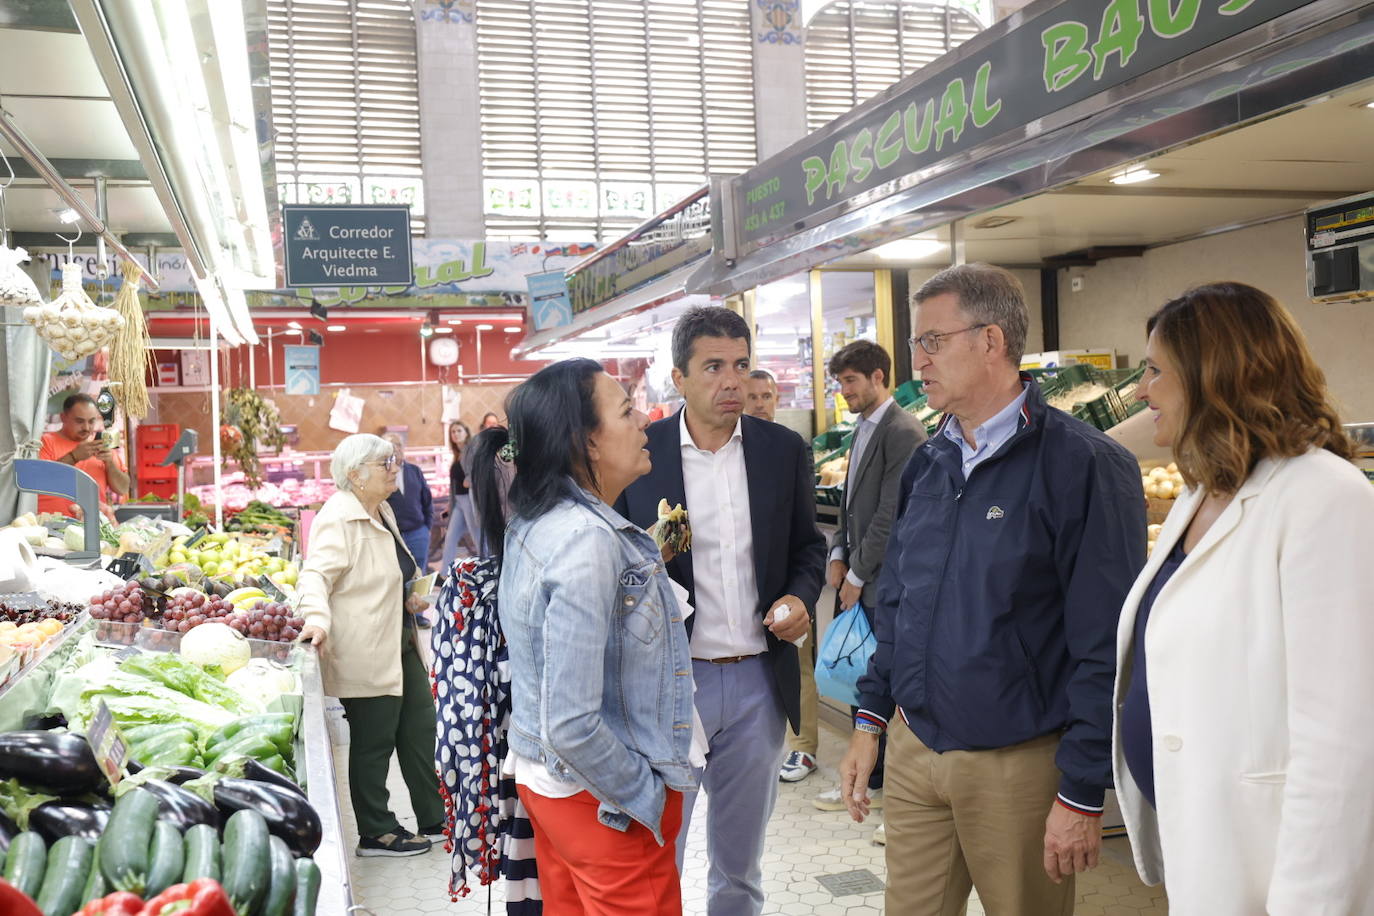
[834, 402, 928, 609]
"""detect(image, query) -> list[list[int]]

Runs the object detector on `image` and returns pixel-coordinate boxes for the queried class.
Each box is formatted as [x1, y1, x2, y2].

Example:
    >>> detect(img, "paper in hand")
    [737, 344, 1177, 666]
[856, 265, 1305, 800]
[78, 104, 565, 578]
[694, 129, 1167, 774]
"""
[771, 603, 808, 648]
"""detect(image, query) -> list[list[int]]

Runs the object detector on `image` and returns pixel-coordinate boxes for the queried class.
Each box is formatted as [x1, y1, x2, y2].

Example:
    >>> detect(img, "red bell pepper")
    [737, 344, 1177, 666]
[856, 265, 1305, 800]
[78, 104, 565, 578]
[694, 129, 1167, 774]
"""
[138, 878, 236, 916]
[0, 877, 42, 916]
[76, 891, 144, 916]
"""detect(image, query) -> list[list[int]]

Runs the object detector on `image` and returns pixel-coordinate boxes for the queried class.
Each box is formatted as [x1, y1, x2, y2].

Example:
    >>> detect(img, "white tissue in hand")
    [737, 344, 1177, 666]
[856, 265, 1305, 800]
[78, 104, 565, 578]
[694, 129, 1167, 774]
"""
[772, 603, 808, 648]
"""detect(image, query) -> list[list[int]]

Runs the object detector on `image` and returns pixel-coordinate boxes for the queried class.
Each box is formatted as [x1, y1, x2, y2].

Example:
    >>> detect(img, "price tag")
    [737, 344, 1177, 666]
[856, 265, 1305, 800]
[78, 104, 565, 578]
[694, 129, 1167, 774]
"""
[260, 577, 289, 604]
[105, 553, 142, 580]
[186, 527, 209, 548]
[144, 530, 175, 568]
[86, 700, 129, 786]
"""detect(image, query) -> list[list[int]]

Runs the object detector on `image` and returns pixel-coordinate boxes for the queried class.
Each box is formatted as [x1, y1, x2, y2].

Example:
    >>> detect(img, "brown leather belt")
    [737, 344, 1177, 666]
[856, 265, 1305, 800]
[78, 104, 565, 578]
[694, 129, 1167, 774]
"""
[696, 654, 760, 665]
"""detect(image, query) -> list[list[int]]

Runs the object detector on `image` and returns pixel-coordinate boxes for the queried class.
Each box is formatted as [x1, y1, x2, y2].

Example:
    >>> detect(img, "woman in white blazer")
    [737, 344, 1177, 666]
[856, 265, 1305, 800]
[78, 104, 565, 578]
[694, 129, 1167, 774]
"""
[1113, 282, 1374, 915]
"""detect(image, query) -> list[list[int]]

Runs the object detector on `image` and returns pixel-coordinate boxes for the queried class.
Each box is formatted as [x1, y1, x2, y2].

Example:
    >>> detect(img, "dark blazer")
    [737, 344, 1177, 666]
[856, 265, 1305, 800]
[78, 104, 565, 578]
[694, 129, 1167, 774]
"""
[835, 402, 927, 610]
[617, 411, 826, 732]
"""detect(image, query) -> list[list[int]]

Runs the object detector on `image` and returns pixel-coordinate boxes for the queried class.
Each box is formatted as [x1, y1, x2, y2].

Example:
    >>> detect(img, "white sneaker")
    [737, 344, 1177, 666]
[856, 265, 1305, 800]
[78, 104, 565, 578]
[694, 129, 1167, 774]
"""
[814, 786, 883, 811]
[871, 820, 886, 845]
[778, 751, 818, 783]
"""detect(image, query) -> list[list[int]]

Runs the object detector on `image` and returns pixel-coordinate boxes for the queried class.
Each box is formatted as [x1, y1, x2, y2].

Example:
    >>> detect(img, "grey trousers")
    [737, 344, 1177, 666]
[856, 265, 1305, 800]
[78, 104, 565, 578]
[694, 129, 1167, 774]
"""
[678, 655, 788, 916]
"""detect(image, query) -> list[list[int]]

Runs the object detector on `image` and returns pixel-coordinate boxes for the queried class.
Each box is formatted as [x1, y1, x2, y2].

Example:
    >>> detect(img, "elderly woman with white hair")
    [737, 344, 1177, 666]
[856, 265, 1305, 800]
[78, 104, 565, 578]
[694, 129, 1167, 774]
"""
[297, 433, 444, 858]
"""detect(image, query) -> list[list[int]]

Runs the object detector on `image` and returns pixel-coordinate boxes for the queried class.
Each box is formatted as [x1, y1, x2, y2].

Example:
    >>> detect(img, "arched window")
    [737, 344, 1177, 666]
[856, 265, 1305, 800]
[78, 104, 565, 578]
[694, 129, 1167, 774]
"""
[267, 0, 426, 234]
[805, 0, 984, 133]
[477, 0, 758, 242]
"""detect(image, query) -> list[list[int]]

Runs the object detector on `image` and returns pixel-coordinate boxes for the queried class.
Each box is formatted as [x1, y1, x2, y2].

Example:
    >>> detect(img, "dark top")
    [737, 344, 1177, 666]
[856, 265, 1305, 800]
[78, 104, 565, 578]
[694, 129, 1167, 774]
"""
[856, 375, 1148, 810]
[386, 462, 434, 532]
[449, 457, 468, 497]
[391, 527, 418, 631]
[1121, 539, 1188, 809]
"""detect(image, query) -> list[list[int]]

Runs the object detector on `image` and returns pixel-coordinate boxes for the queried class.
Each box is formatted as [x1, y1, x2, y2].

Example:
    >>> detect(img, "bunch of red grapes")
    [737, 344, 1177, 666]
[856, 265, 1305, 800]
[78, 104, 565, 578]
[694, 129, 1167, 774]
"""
[88, 582, 152, 623]
[227, 601, 303, 643]
[161, 592, 236, 634]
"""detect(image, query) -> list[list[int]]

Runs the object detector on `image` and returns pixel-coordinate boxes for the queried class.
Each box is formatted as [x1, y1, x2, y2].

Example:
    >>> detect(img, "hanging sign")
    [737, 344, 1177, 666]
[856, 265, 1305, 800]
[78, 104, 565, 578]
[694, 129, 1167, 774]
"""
[527, 270, 573, 330]
[283, 205, 414, 287]
[733, 0, 1313, 251]
[283, 345, 321, 396]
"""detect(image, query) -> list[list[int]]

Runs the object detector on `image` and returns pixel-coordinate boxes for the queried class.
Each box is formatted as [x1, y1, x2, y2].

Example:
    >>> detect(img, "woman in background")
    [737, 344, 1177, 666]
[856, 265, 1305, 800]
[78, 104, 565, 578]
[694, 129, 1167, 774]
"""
[441, 420, 474, 571]
[1114, 282, 1374, 913]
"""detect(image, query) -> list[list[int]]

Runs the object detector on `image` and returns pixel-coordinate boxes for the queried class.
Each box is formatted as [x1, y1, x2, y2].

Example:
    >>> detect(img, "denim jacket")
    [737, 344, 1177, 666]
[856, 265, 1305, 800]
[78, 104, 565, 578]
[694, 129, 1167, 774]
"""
[501, 483, 696, 843]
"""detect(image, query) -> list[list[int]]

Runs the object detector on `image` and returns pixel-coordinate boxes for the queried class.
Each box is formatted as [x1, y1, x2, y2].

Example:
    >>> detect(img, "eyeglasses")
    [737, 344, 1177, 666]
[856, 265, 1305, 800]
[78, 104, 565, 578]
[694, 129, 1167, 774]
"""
[908, 324, 989, 356]
[370, 456, 396, 471]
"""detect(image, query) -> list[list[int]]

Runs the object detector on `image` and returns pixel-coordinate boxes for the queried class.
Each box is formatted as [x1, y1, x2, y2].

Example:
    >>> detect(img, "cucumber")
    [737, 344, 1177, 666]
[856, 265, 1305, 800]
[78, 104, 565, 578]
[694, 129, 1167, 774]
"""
[221, 808, 270, 916]
[260, 835, 296, 916]
[291, 858, 320, 916]
[79, 844, 107, 905]
[144, 820, 184, 897]
[182, 823, 220, 883]
[4, 831, 46, 898]
[98, 787, 159, 894]
[35, 835, 92, 916]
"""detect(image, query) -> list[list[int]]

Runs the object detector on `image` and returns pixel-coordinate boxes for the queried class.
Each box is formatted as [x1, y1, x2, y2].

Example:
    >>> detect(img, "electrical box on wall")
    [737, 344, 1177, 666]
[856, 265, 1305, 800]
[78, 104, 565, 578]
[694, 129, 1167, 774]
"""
[1306, 192, 1374, 304]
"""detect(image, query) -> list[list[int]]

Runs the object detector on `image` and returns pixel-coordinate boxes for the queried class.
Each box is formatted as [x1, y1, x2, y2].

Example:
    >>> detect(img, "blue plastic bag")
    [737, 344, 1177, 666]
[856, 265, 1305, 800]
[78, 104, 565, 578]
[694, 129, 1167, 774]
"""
[814, 602, 877, 707]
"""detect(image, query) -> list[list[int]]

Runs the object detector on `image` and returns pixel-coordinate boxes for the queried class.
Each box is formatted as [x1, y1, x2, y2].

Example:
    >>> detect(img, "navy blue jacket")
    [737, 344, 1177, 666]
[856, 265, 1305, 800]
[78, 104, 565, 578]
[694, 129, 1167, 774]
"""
[387, 461, 434, 533]
[858, 378, 1145, 807]
[617, 411, 827, 733]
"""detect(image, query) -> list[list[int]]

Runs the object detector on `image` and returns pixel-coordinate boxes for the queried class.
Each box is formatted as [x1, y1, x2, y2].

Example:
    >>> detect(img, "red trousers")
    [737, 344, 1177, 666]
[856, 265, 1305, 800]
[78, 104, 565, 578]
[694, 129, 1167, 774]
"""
[517, 785, 684, 916]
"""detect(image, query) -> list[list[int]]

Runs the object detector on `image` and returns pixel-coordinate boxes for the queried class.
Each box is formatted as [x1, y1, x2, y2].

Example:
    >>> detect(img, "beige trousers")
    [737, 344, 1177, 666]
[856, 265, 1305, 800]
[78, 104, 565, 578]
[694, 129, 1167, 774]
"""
[785, 620, 819, 755]
[883, 720, 1074, 916]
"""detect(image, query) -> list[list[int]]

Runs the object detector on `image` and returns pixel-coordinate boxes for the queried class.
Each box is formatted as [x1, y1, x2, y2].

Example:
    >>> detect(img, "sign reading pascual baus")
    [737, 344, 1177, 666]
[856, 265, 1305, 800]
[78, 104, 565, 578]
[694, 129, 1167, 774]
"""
[283, 204, 414, 287]
[735, 0, 1312, 249]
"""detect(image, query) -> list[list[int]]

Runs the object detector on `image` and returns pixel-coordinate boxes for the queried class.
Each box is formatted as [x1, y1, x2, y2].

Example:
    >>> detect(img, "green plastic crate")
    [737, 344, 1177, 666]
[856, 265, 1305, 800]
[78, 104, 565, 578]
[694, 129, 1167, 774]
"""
[894, 379, 924, 408]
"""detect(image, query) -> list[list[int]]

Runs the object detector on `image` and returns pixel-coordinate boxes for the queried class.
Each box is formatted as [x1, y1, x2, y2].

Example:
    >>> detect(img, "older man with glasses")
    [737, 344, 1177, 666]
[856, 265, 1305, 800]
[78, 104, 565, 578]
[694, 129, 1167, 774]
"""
[838, 264, 1146, 916]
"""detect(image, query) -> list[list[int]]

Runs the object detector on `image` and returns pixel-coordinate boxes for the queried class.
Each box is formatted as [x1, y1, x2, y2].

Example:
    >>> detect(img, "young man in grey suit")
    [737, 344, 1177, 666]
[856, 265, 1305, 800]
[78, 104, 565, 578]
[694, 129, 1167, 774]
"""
[809, 340, 927, 841]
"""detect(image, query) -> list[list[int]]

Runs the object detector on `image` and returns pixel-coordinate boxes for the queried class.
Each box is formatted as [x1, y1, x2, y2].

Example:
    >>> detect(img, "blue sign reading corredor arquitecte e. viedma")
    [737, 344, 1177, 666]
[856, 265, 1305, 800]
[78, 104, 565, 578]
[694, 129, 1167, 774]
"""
[282, 204, 414, 287]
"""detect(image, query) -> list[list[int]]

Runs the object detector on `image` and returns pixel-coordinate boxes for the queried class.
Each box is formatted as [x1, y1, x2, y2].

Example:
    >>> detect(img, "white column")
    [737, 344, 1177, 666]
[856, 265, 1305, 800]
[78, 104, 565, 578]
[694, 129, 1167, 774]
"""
[750, 2, 810, 159]
[414, 1, 485, 236]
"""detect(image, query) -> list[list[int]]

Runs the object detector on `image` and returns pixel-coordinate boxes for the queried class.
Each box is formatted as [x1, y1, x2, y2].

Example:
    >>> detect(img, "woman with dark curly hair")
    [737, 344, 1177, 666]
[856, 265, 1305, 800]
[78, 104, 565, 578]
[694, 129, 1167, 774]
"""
[1114, 282, 1374, 913]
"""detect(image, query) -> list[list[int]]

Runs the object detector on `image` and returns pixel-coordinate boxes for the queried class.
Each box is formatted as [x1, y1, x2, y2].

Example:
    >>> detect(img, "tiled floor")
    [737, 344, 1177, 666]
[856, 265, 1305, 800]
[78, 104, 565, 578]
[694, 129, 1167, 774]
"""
[339, 720, 1168, 915]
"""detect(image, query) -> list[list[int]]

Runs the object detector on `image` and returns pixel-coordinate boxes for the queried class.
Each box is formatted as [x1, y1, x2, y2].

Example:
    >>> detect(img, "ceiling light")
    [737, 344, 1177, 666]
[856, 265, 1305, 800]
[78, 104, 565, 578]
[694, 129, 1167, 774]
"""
[504, 326, 522, 333]
[286, 320, 301, 330]
[447, 319, 462, 325]
[364, 328, 381, 334]
[310, 301, 329, 321]
[870, 238, 947, 260]
[435, 326, 454, 334]
[326, 324, 346, 332]
[1362, 100, 1374, 110]
[476, 324, 494, 331]
[973, 215, 1018, 229]
[55, 207, 81, 224]
[420, 321, 434, 338]
[1109, 167, 1161, 185]
[308, 329, 324, 346]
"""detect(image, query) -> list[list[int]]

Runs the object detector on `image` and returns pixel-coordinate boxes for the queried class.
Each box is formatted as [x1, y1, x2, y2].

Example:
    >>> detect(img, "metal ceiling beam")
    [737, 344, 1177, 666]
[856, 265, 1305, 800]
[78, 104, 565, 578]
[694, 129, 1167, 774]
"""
[8, 230, 178, 250]
[0, 106, 158, 288]
[0, 0, 80, 33]
[1, 158, 147, 181]
[1055, 186, 1360, 201]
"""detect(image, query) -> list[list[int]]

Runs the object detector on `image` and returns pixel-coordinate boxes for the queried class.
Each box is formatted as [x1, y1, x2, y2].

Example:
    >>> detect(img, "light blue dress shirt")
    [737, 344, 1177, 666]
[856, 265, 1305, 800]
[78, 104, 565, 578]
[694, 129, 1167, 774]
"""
[943, 385, 1030, 480]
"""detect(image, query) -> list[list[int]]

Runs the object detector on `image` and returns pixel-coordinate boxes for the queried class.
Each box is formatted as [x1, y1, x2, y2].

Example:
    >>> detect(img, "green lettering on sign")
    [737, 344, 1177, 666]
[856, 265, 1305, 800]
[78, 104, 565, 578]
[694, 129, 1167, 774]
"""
[802, 156, 827, 206]
[1042, 21, 1092, 92]
[874, 110, 903, 169]
[827, 141, 851, 199]
[970, 61, 1002, 127]
[904, 99, 935, 154]
[1148, 0, 1200, 38]
[850, 128, 875, 183]
[934, 78, 969, 151]
[1218, 0, 1256, 14]
[1092, 0, 1147, 79]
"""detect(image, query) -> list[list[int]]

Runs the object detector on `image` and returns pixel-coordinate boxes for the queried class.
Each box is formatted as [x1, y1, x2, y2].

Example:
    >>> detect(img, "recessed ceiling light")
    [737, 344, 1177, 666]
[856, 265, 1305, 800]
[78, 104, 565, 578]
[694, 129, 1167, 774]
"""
[870, 238, 946, 260]
[364, 328, 381, 333]
[286, 320, 301, 330]
[1361, 100, 1374, 110]
[435, 326, 453, 334]
[1109, 167, 1161, 185]
[326, 324, 346, 332]
[447, 319, 462, 325]
[476, 324, 494, 331]
[504, 326, 522, 333]
[973, 215, 1018, 229]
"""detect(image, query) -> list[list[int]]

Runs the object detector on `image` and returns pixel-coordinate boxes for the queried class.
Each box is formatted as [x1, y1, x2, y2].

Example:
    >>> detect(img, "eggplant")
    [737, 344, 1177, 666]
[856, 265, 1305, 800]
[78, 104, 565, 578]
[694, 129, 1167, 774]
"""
[243, 757, 305, 799]
[125, 759, 207, 787]
[30, 799, 112, 844]
[0, 810, 16, 853]
[22, 714, 67, 731]
[140, 779, 219, 832]
[0, 732, 105, 795]
[213, 778, 322, 857]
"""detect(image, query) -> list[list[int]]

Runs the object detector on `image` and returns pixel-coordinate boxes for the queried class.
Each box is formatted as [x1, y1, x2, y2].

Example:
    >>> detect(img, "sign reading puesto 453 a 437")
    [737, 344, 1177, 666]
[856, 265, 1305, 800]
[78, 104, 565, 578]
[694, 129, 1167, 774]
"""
[736, 0, 1312, 250]
[283, 205, 414, 287]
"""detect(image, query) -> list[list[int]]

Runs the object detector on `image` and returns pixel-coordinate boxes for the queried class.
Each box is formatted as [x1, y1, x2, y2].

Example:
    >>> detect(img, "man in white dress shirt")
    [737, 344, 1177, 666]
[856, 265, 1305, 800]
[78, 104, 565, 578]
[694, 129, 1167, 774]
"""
[618, 307, 827, 915]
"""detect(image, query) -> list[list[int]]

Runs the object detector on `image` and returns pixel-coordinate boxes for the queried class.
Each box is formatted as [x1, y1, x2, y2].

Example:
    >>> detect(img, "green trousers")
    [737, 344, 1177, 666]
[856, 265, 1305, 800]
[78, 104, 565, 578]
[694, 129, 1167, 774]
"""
[339, 640, 444, 838]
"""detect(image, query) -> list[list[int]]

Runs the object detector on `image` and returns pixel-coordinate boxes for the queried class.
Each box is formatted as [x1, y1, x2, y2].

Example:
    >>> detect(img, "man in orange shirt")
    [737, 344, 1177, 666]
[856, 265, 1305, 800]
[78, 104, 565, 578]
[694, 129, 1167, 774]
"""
[37, 393, 129, 516]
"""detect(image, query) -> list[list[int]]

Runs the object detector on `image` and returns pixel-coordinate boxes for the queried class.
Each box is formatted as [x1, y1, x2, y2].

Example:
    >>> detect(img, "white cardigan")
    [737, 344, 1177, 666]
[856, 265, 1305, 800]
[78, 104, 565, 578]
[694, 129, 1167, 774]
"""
[1112, 449, 1374, 916]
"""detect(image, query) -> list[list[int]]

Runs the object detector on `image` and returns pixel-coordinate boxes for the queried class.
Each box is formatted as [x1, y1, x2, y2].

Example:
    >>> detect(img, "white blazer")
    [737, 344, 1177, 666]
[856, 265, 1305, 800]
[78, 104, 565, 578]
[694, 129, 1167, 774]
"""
[1112, 449, 1374, 916]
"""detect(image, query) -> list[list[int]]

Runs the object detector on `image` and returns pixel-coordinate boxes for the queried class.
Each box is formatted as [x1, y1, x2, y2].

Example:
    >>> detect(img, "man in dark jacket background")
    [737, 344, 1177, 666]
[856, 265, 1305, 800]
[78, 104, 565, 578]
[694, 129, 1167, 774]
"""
[839, 264, 1146, 915]
[383, 432, 435, 576]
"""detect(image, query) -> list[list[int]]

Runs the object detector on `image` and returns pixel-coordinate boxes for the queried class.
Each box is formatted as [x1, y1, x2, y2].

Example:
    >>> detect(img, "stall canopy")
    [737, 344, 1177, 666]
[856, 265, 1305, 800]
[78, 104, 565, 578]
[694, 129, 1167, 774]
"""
[691, 0, 1374, 295]
[513, 187, 714, 360]
[0, 0, 280, 345]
